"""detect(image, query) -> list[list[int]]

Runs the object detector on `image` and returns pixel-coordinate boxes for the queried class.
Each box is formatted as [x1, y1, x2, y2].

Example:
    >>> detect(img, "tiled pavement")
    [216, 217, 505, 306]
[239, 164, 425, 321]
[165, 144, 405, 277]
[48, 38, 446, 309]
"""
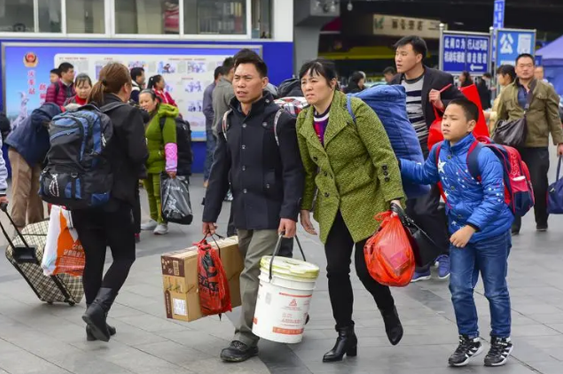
[1, 149, 563, 374]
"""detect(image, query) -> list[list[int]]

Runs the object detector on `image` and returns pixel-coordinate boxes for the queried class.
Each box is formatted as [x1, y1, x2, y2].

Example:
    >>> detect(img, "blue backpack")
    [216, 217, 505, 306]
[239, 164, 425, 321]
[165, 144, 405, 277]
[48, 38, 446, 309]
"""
[40, 103, 124, 209]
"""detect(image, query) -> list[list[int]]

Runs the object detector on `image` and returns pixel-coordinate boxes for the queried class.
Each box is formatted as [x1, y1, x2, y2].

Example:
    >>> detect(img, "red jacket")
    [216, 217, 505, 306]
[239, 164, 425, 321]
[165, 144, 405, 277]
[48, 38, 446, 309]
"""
[154, 90, 177, 107]
[45, 81, 76, 107]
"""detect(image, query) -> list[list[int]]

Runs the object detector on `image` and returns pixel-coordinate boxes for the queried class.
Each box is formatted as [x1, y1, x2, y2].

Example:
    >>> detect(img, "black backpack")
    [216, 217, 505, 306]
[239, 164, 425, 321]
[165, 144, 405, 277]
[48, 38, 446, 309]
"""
[39, 103, 125, 209]
[160, 116, 193, 176]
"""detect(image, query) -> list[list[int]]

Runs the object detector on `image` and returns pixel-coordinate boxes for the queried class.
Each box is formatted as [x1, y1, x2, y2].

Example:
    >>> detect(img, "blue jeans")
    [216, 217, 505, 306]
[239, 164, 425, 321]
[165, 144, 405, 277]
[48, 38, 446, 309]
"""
[203, 129, 217, 181]
[449, 230, 512, 338]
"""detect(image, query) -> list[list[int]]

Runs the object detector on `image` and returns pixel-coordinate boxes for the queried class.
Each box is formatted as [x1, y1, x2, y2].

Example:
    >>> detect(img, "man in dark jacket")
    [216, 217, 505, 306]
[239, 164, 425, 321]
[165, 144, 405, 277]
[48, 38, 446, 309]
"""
[391, 35, 465, 282]
[5, 103, 62, 229]
[203, 50, 304, 363]
[45, 62, 75, 106]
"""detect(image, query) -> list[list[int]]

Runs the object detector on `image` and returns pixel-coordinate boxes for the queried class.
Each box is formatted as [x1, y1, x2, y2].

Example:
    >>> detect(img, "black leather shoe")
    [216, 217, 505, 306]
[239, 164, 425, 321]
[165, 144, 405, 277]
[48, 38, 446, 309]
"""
[220, 341, 258, 363]
[82, 288, 117, 342]
[381, 306, 403, 346]
[323, 326, 357, 362]
[86, 324, 116, 341]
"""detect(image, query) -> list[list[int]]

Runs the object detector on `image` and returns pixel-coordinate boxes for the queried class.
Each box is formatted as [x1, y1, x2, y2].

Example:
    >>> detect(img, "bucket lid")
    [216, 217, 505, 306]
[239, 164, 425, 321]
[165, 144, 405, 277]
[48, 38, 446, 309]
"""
[260, 256, 320, 280]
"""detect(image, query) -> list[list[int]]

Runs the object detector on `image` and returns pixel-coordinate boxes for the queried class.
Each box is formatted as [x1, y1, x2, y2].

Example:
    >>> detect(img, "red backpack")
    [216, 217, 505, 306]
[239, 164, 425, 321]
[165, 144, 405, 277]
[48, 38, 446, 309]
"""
[436, 137, 534, 216]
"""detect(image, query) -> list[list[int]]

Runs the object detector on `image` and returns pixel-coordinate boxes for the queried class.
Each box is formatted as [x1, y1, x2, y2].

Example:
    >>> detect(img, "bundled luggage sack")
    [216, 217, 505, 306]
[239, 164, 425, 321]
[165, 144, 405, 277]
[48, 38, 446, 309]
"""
[351, 85, 429, 199]
[1, 203, 83, 305]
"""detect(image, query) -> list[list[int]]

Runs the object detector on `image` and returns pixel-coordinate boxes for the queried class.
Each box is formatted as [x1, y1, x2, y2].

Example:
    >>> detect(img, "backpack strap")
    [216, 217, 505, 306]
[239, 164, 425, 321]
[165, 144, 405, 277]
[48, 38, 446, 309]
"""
[221, 109, 233, 141]
[346, 95, 356, 124]
[273, 108, 285, 147]
[433, 141, 452, 207]
[466, 141, 483, 181]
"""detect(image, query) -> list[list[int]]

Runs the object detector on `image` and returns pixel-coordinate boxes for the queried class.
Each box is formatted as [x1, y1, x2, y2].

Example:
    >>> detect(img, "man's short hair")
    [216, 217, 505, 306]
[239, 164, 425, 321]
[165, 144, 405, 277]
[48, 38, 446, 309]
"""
[234, 49, 268, 77]
[214, 66, 224, 80]
[58, 62, 74, 74]
[515, 53, 535, 66]
[383, 66, 396, 75]
[222, 57, 235, 72]
[50, 68, 60, 77]
[130, 67, 145, 81]
[393, 35, 428, 58]
[447, 98, 480, 122]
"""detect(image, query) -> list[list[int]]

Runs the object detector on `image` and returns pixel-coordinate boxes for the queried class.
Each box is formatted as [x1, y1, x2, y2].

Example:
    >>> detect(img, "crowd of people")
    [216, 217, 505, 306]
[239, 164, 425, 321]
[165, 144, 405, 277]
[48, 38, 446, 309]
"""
[0, 33, 562, 369]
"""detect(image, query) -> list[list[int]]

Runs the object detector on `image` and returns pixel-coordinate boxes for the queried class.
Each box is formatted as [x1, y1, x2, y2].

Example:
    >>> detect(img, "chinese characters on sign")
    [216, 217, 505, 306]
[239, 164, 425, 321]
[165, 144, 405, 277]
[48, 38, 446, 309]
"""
[373, 14, 440, 39]
[496, 29, 536, 66]
[442, 33, 490, 74]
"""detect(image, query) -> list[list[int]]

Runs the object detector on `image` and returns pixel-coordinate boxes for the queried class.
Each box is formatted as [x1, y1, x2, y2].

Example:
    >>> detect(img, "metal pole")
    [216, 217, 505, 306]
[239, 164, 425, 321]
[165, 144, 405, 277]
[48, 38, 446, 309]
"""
[439, 23, 445, 71]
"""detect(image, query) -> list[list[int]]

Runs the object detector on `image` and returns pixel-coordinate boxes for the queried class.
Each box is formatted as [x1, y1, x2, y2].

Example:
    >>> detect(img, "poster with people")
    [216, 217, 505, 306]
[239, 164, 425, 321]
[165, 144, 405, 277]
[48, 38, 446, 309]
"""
[2, 43, 261, 141]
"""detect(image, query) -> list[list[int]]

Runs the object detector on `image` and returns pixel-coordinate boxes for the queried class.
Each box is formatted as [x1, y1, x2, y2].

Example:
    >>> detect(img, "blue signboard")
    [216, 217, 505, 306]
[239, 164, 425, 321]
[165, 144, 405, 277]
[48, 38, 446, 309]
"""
[496, 29, 536, 66]
[442, 33, 490, 74]
[535, 55, 542, 67]
[493, 0, 505, 29]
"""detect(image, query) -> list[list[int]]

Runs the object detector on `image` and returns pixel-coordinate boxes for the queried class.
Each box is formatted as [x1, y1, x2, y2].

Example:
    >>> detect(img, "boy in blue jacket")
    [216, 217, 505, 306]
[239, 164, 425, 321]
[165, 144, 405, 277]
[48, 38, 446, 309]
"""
[400, 98, 514, 367]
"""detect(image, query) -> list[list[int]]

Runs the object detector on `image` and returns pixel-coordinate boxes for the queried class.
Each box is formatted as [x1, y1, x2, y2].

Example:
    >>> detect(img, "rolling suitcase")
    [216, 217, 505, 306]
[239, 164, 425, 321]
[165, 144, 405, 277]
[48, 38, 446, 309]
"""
[0, 203, 83, 306]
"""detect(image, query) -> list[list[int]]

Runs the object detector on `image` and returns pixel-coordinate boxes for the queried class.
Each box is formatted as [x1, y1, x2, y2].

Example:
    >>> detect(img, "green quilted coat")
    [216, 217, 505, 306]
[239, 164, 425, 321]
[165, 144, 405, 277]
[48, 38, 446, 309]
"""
[296, 91, 405, 244]
[145, 103, 179, 174]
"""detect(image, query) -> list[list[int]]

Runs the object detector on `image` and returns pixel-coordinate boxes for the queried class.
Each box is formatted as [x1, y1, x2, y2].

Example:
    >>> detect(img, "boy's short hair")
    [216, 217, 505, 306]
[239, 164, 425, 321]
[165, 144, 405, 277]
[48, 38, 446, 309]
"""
[50, 68, 60, 77]
[58, 62, 74, 73]
[447, 98, 479, 122]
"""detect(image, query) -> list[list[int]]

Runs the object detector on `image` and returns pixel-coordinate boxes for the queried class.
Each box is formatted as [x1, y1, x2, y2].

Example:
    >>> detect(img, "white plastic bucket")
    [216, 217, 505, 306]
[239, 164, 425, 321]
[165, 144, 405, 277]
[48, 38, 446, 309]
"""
[252, 255, 320, 344]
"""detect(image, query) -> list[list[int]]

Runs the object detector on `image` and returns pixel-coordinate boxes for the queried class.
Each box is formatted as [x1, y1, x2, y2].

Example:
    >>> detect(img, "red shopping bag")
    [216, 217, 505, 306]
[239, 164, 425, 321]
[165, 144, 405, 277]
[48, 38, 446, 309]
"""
[428, 83, 490, 150]
[197, 239, 232, 316]
[364, 211, 415, 287]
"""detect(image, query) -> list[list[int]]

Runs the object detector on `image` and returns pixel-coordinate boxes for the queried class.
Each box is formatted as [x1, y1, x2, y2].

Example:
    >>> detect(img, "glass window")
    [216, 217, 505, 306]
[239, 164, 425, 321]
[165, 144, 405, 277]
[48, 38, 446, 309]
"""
[0, 0, 35, 32]
[38, 0, 62, 32]
[251, 0, 271, 38]
[115, 0, 180, 34]
[184, 0, 247, 35]
[67, 0, 105, 34]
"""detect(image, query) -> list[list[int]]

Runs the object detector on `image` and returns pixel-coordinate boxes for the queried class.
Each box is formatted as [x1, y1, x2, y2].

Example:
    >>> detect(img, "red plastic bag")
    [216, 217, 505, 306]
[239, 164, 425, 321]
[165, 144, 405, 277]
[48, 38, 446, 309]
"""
[428, 83, 490, 150]
[197, 239, 232, 316]
[364, 211, 415, 287]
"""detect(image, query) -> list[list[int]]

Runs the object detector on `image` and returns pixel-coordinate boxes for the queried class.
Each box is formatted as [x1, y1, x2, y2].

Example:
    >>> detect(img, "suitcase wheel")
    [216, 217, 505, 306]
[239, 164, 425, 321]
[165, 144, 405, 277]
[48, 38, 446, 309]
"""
[47, 301, 53, 305]
[67, 301, 75, 307]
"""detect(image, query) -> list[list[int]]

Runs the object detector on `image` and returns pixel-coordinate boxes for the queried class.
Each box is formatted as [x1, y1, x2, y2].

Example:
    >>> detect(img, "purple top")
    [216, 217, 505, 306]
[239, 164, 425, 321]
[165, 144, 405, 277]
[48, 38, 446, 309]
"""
[313, 106, 330, 145]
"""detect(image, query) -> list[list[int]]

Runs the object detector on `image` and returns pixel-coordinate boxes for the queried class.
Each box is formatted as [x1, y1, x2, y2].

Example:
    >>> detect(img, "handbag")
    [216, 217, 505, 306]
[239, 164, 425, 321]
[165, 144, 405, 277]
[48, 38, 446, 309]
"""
[391, 203, 442, 269]
[548, 157, 563, 214]
[492, 80, 536, 147]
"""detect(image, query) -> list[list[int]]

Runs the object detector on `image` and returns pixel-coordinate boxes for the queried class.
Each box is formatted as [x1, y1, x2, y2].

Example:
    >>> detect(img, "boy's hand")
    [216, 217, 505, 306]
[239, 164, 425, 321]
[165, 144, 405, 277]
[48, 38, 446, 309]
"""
[450, 226, 476, 248]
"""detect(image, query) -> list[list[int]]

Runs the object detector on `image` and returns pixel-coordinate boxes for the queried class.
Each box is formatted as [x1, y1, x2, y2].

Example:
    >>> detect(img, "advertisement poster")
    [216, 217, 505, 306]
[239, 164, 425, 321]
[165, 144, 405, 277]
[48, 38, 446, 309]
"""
[2, 43, 261, 141]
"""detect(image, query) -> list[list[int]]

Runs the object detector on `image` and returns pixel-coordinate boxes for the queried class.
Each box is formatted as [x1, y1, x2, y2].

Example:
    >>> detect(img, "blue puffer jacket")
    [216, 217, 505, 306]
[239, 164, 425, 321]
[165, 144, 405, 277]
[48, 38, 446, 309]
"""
[400, 133, 513, 243]
[5, 103, 62, 168]
[352, 85, 429, 199]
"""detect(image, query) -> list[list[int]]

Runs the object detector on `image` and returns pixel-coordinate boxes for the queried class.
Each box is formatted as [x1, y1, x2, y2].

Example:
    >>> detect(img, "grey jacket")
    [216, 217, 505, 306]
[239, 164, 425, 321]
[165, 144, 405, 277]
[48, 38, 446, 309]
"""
[212, 77, 235, 135]
[0, 135, 8, 196]
[202, 82, 216, 131]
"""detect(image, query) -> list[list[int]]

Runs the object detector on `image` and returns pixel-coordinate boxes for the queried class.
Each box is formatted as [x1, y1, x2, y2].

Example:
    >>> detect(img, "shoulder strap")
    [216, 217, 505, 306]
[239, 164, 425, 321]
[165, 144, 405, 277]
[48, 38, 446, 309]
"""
[524, 80, 537, 111]
[101, 102, 127, 113]
[435, 141, 443, 166]
[273, 108, 285, 147]
[346, 95, 356, 124]
[55, 82, 60, 96]
[159, 116, 167, 131]
[466, 141, 483, 180]
[222, 109, 233, 141]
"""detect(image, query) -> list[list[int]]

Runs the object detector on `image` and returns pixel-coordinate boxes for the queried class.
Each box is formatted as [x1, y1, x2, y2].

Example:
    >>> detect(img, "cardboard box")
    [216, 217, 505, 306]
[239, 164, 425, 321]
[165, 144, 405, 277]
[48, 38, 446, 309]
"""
[161, 236, 243, 322]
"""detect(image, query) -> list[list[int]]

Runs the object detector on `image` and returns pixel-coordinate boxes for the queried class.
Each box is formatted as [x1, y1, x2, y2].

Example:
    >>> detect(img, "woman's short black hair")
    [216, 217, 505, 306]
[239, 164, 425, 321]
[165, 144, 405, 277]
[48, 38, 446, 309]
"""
[75, 73, 92, 87]
[140, 89, 160, 102]
[299, 58, 338, 85]
[349, 71, 364, 85]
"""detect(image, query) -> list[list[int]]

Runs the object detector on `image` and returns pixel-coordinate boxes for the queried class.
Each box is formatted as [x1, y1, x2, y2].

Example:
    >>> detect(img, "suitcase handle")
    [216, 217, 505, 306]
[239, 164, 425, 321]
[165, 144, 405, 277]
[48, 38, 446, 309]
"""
[0, 202, 32, 250]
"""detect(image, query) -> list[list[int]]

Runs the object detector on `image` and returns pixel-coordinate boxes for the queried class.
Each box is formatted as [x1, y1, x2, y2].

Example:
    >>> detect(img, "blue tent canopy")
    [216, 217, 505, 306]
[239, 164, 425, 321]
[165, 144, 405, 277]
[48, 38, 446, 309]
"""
[536, 36, 563, 96]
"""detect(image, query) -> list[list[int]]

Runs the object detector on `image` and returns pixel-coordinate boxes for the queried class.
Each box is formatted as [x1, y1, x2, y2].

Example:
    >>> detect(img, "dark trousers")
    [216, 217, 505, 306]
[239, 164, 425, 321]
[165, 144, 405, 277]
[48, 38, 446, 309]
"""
[513, 147, 550, 231]
[72, 202, 136, 305]
[227, 204, 294, 257]
[325, 211, 395, 329]
[133, 184, 141, 235]
[406, 185, 450, 270]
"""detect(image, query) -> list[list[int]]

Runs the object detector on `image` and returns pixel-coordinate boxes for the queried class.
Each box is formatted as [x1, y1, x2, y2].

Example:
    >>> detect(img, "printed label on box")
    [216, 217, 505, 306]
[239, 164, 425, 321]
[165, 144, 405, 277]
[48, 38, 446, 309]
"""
[173, 298, 188, 316]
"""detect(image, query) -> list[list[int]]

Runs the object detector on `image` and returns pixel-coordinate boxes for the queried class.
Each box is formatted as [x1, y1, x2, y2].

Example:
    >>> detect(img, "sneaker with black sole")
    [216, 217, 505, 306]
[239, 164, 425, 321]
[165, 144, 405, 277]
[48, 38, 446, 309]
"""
[448, 335, 483, 367]
[484, 337, 513, 367]
[436, 255, 450, 280]
[220, 340, 258, 363]
[536, 224, 548, 232]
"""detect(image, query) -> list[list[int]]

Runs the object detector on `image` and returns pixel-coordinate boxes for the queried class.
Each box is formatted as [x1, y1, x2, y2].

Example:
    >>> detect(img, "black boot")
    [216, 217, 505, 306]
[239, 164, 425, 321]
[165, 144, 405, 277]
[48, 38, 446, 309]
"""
[82, 288, 116, 342]
[381, 306, 403, 346]
[86, 325, 117, 341]
[323, 326, 358, 363]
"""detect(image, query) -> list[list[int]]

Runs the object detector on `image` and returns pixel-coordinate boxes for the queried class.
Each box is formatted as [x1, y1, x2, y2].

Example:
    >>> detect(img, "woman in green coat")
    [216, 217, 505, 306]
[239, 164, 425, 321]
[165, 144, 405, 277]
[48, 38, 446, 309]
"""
[297, 59, 406, 362]
[139, 89, 179, 235]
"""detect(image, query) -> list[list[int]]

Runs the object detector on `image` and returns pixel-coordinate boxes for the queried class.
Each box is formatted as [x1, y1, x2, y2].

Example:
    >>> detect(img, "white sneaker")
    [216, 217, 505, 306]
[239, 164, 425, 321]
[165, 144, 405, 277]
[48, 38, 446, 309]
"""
[140, 220, 158, 231]
[154, 223, 169, 235]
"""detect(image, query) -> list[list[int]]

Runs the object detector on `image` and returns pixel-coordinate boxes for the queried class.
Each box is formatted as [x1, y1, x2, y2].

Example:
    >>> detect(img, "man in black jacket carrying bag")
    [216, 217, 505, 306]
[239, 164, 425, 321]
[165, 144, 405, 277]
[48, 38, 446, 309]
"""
[203, 50, 304, 363]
